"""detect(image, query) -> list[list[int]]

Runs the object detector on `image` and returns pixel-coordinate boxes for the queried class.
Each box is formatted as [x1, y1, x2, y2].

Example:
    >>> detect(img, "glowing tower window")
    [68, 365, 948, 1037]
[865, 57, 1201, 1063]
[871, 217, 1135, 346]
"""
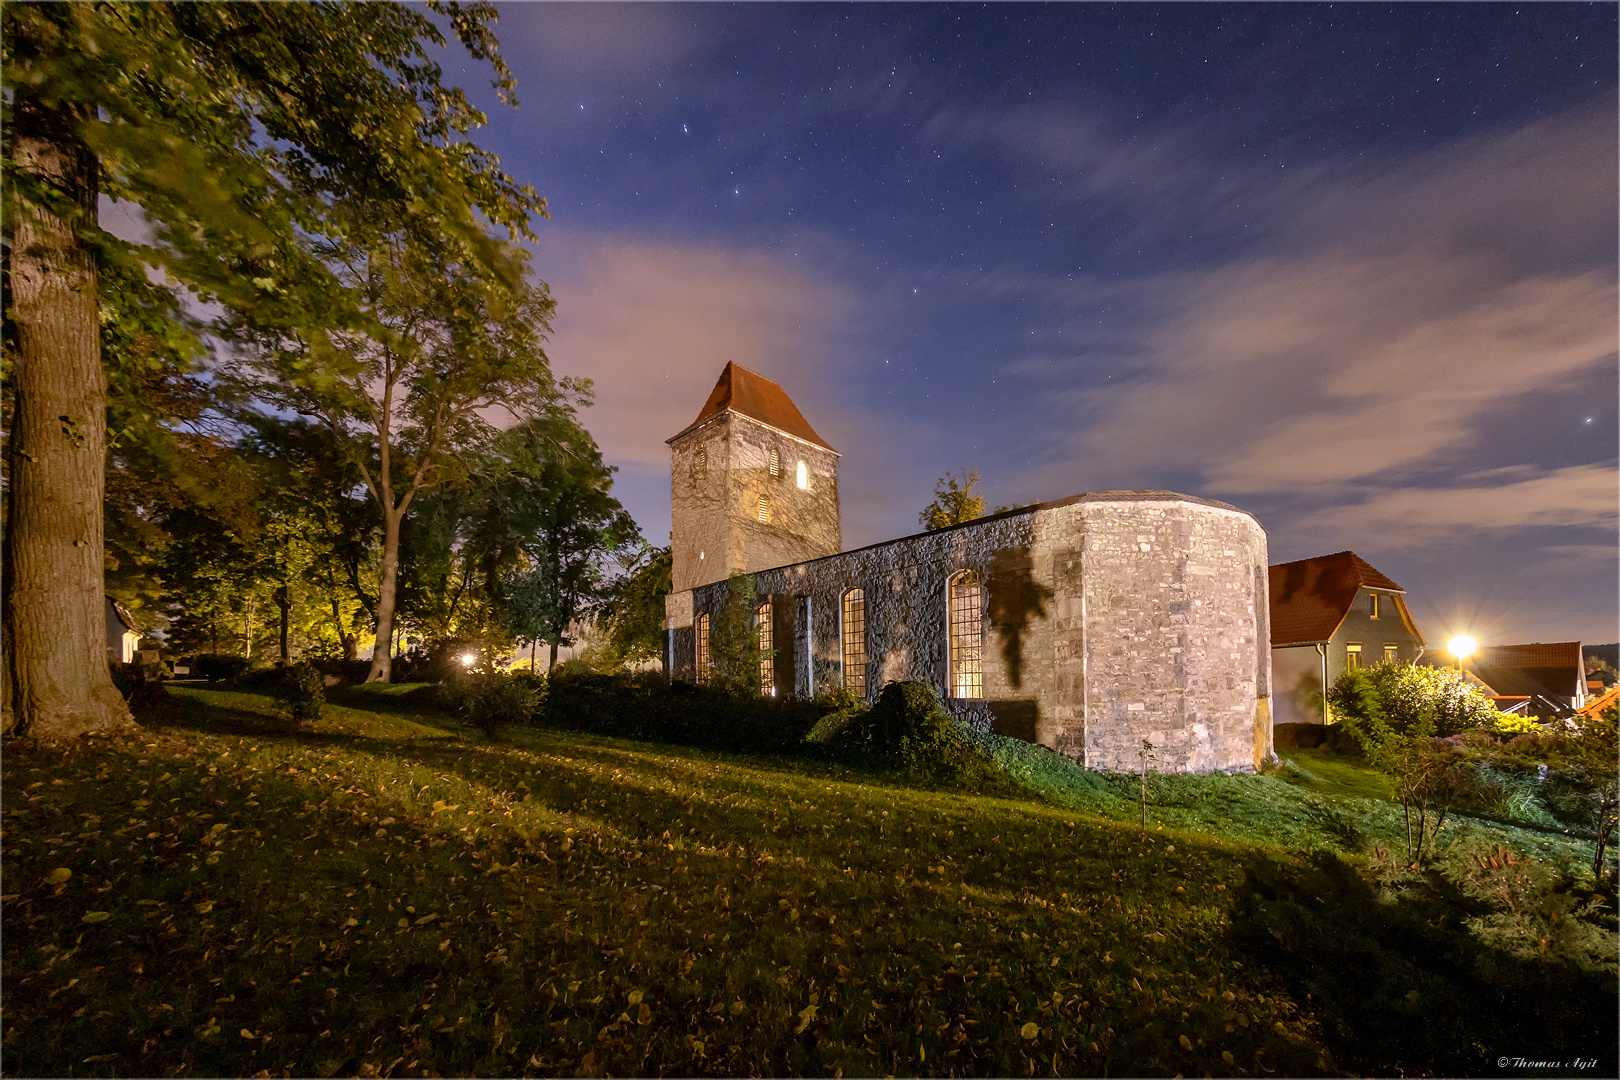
[769, 448, 781, 478]
[796, 460, 808, 489]
[757, 494, 770, 522]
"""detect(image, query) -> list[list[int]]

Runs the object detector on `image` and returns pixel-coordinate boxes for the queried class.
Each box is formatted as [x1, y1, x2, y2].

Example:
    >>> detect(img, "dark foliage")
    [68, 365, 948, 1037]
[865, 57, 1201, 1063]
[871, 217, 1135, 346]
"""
[109, 663, 168, 711]
[544, 673, 823, 754]
[191, 654, 253, 683]
[392, 639, 485, 684]
[312, 659, 372, 687]
[434, 671, 545, 734]
[1232, 849, 1618, 1076]
[832, 681, 1027, 794]
[279, 663, 325, 725]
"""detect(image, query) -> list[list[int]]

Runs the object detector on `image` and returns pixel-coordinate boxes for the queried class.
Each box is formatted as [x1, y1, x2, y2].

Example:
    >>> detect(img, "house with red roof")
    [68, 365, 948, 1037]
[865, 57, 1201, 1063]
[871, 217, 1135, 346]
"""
[1269, 551, 1427, 727]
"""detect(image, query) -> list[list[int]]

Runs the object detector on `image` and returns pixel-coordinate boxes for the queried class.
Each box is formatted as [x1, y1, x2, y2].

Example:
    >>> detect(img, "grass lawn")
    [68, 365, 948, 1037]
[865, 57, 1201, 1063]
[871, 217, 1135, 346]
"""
[2, 685, 1614, 1078]
[1274, 747, 1394, 803]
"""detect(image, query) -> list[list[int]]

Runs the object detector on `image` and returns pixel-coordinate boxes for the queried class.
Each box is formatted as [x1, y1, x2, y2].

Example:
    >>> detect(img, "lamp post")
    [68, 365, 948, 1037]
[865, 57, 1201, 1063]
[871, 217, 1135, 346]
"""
[1447, 634, 1476, 678]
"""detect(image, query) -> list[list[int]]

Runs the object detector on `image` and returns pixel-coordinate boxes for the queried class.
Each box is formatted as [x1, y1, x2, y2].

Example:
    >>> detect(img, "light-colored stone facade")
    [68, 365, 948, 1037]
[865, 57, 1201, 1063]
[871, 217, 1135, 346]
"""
[665, 489, 1274, 774]
[668, 411, 841, 595]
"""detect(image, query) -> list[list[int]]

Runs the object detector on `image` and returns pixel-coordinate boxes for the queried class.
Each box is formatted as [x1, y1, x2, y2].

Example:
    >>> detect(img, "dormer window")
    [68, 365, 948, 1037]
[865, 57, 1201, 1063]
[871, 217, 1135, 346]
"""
[1369, 593, 1380, 619]
[796, 460, 808, 489]
[769, 448, 781, 478]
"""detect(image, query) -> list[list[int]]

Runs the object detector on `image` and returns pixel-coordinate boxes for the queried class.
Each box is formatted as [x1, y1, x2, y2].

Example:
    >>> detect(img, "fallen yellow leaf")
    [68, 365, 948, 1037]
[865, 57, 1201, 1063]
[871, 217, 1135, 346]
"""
[47, 868, 71, 886]
[1020, 1022, 1039, 1040]
[82, 911, 110, 924]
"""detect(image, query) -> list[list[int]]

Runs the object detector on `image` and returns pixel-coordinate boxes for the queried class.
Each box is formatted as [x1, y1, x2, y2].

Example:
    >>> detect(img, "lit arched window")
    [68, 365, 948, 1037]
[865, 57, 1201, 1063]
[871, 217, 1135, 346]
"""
[757, 494, 770, 523]
[757, 601, 774, 696]
[769, 448, 781, 478]
[948, 570, 983, 699]
[695, 613, 710, 683]
[841, 589, 866, 698]
[796, 460, 808, 489]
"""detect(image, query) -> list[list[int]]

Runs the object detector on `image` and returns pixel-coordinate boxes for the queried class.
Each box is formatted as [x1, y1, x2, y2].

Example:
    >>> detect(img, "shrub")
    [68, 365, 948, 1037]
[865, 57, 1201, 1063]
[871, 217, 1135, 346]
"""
[313, 659, 371, 687]
[1436, 836, 1618, 972]
[110, 662, 168, 711]
[1328, 662, 1502, 742]
[194, 653, 252, 682]
[831, 682, 1017, 793]
[543, 672, 822, 754]
[435, 672, 545, 734]
[464, 673, 544, 735]
[279, 663, 326, 724]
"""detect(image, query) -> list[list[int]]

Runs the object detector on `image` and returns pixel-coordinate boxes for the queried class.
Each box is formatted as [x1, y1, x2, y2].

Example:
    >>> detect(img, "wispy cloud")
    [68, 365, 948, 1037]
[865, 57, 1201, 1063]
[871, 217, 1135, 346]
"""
[1291, 464, 1618, 549]
[535, 232, 857, 474]
[1007, 101, 1616, 540]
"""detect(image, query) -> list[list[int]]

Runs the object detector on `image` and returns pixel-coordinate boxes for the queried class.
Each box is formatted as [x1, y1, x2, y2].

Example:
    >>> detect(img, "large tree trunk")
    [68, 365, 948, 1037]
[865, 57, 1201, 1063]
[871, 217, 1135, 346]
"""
[366, 509, 403, 682]
[1, 116, 132, 737]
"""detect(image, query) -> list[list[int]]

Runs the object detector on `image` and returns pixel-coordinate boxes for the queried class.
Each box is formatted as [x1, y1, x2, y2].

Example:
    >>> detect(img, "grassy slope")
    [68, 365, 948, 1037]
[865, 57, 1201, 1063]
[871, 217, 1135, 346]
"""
[2, 687, 1613, 1078]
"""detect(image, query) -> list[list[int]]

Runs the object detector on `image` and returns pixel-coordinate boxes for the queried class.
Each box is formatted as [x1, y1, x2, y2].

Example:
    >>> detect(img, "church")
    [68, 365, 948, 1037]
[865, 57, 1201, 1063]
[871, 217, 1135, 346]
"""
[662, 363, 1275, 774]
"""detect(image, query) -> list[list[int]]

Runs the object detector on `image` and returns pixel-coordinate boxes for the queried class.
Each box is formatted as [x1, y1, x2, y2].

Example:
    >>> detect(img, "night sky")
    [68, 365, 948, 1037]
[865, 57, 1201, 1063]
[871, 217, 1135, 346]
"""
[448, 2, 1617, 648]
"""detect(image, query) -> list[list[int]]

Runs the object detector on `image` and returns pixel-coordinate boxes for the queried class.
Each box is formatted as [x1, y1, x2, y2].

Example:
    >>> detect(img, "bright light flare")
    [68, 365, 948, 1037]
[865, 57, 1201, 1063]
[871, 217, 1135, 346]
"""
[459, 653, 477, 667]
[1447, 634, 1476, 661]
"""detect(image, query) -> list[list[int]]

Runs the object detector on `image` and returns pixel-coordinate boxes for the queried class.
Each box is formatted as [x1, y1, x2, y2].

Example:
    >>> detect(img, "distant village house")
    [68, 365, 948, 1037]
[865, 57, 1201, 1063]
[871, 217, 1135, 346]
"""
[1268, 551, 1426, 726]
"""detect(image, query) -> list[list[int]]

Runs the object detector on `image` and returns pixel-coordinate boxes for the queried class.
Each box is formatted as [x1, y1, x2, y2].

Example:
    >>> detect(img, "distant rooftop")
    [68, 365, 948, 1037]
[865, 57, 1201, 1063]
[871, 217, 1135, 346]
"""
[667, 362, 836, 452]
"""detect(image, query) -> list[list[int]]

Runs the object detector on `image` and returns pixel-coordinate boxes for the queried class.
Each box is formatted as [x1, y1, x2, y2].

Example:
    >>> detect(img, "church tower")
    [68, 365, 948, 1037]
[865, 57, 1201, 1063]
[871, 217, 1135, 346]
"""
[666, 362, 840, 593]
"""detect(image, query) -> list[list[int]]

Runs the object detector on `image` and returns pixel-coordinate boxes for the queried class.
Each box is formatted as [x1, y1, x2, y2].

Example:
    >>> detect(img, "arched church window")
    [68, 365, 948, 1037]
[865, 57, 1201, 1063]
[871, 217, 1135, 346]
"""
[948, 570, 983, 699]
[841, 589, 866, 698]
[769, 448, 781, 478]
[757, 494, 770, 523]
[696, 613, 710, 683]
[796, 460, 808, 489]
[757, 601, 774, 696]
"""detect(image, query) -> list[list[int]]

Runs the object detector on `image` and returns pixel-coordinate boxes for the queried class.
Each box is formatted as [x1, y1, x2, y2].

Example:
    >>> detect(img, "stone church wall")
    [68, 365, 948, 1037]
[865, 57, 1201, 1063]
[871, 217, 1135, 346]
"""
[667, 491, 1272, 774]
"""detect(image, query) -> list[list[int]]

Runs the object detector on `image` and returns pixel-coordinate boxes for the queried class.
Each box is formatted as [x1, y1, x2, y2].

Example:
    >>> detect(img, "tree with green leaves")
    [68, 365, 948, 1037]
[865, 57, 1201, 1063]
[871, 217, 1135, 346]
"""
[1560, 703, 1619, 888]
[706, 574, 769, 696]
[2, 0, 543, 731]
[494, 414, 639, 673]
[240, 237, 559, 682]
[1327, 663, 1505, 862]
[919, 468, 987, 531]
[593, 545, 674, 671]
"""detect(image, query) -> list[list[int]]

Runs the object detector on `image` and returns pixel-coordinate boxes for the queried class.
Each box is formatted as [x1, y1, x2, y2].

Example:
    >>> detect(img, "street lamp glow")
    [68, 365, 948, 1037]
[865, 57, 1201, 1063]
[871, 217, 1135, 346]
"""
[459, 653, 477, 667]
[1447, 634, 1476, 661]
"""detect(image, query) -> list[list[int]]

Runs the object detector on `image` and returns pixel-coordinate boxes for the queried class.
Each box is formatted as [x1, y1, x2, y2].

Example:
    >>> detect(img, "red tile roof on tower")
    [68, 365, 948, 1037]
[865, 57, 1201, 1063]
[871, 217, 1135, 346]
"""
[667, 362, 836, 452]
[1269, 551, 1407, 647]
